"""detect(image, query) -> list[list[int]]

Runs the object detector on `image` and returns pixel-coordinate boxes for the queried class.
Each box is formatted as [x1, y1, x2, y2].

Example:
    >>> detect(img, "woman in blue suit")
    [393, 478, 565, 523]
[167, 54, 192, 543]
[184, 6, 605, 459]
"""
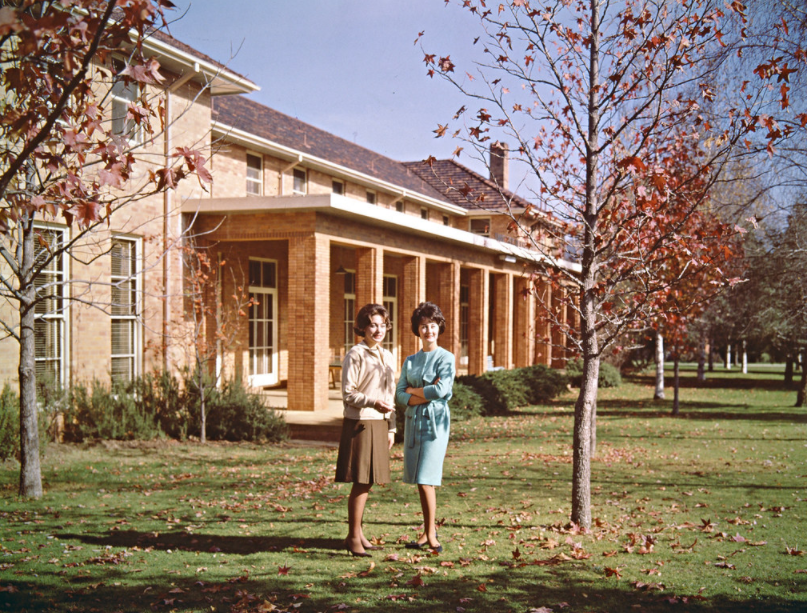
[396, 302, 455, 552]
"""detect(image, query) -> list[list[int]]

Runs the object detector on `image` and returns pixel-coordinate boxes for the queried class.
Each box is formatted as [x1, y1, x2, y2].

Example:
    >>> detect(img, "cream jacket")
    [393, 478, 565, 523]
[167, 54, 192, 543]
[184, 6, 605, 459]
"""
[341, 341, 396, 432]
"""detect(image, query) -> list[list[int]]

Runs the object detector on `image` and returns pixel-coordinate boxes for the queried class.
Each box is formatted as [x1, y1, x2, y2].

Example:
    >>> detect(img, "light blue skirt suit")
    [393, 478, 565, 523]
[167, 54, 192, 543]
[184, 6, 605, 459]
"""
[396, 347, 455, 486]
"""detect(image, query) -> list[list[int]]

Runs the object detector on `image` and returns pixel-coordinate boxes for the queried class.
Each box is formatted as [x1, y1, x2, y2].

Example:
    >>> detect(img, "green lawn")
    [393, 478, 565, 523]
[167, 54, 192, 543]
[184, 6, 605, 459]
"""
[1, 365, 805, 612]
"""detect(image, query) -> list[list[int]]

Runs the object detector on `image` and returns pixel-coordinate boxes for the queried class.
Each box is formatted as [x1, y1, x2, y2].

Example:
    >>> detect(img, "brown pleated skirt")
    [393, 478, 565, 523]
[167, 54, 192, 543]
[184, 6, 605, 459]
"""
[334, 419, 391, 484]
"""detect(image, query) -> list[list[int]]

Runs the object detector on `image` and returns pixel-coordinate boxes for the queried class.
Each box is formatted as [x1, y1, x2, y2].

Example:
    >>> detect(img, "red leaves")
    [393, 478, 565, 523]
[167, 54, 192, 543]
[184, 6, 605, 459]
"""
[438, 56, 455, 73]
[617, 156, 646, 172]
[433, 124, 448, 138]
[277, 564, 290, 575]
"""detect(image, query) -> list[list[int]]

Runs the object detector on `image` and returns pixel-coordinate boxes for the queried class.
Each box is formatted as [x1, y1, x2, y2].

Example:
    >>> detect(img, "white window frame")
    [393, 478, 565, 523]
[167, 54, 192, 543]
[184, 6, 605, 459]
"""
[343, 270, 356, 356]
[248, 258, 279, 387]
[382, 274, 397, 363]
[469, 218, 491, 237]
[110, 235, 142, 382]
[246, 152, 263, 196]
[33, 224, 69, 386]
[111, 59, 142, 143]
[292, 168, 308, 195]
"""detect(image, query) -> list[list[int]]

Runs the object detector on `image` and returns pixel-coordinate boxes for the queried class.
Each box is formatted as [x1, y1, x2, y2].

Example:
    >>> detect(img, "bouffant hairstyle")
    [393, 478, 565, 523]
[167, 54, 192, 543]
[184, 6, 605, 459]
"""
[410, 301, 446, 336]
[353, 303, 390, 337]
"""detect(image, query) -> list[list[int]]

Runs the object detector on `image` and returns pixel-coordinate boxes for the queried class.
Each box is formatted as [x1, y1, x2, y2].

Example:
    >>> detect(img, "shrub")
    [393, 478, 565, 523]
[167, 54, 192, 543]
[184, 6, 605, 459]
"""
[0, 384, 19, 461]
[449, 381, 485, 420]
[202, 379, 289, 443]
[65, 379, 165, 442]
[457, 365, 568, 415]
[521, 364, 569, 402]
[759, 352, 771, 364]
[565, 358, 622, 388]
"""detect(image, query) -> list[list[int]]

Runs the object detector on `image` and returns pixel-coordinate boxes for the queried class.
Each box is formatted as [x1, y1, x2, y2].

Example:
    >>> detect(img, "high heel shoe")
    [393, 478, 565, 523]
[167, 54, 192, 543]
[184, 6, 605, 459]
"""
[405, 540, 427, 550]
[345, 546, 372, 557]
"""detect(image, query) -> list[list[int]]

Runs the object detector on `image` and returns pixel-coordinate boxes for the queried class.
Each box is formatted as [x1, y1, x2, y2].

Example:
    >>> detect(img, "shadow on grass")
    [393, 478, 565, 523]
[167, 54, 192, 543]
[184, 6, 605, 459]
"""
[2, 553, 804, 613]
[626, 373, 797, 392]
[59, 529, 344, 556]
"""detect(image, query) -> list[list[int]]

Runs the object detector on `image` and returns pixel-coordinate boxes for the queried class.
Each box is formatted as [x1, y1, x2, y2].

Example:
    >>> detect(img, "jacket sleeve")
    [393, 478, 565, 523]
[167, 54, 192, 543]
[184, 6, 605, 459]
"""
[341, 349, 374, 409]
[395, 358, 412, 409]
[423, 351, 455, 401]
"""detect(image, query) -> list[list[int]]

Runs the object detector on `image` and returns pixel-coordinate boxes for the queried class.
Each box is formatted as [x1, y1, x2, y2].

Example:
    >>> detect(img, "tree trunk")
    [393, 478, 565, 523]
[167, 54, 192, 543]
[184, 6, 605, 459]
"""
[18, 218, 43, 498]
[785, 355, 794, 386]
[697, 333, 706, 383]
[198, 366, 206, 444]
[741, 339, 747, 374]
[708, 335, 714, 372]
[571, 0, 601, 530]
[653, 332, 665, 399]
[725, 343, 732, 370]
[796, 350, 807, 407]
[671, 353, 680, 416]
[590, 398, 597, 458]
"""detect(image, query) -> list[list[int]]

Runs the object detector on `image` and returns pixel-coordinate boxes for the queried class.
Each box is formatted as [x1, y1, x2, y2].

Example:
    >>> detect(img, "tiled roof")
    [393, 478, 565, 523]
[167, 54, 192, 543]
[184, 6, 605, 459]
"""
[403, 158, 533, 212]
[212, 96, 450, 202]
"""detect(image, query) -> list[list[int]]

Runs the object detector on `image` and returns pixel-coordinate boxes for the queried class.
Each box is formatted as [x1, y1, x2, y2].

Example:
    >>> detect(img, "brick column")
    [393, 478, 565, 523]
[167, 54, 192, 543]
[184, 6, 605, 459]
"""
[492, 273, 513, 369]
[551, 285, 568, 369]
[401, 255, 426, 359]
[514, 276, 535, 368]
[356, 246, 383, 308]
[467, 268, 489, 375]
[435, 261, 461, 358]
[535, 277, 552, 366]
[287, 234, 330, 411]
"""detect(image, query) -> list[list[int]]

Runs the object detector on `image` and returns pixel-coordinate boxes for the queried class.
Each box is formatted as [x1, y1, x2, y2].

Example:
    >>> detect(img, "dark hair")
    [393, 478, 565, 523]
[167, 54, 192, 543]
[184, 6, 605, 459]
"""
[410, 301, 446, 336]
[354, 303, 390, 337]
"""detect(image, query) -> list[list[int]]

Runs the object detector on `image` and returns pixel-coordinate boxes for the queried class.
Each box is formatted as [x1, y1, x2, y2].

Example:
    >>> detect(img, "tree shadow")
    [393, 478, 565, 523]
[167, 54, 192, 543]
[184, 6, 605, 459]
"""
[626, 373, 796, 391]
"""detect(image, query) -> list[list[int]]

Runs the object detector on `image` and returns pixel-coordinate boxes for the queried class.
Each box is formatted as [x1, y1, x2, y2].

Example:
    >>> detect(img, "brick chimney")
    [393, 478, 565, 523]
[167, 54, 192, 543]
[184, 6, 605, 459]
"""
[490, 142, 508, 190]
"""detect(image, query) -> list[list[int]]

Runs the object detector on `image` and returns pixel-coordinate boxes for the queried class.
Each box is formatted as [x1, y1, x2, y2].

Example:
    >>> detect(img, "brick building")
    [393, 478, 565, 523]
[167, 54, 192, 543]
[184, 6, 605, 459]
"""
[0, 30, 579, 412]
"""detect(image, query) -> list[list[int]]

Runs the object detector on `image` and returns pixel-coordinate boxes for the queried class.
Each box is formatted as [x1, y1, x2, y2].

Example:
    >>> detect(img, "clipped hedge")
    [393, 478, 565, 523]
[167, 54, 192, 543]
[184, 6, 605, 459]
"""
[0, 384, 19, 461]
[565, 358, 622, 388]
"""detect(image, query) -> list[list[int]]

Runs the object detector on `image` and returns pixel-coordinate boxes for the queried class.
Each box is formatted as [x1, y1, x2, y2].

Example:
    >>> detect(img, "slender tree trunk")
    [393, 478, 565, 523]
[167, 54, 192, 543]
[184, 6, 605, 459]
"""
[785, 355, 794, 386]
[18, 217, 43, 498]
[796, 350, 807, 408]
[198, 365, 206, 444]
[697, 333, 706, 383]
[571, 0, 601, 531]
[654, 332, 665, 399]
[741, 339, 747, 374]
[725, 343, 732, 370]
[671, 352, 680, 416]
[708, 335, 714, 372]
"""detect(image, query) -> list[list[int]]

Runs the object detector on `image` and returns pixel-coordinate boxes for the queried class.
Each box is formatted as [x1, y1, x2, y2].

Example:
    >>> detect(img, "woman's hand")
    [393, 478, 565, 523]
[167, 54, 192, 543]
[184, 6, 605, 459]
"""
[374, 399, 394, 413]
[388, 432, 395, 449]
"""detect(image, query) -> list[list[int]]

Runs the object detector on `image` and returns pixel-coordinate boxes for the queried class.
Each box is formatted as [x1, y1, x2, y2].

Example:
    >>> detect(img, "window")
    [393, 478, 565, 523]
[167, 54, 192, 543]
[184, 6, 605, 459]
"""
[248, 259, 278, 386]
[343, 271, 356, 356]
[469, 218, 491, 236]
[460, 284, 470, 367]
[34, 227, 67, 384]
[382, 275, 397, 359]
[396, 201, 404, 213]
[246, 153, 262, 196]
[443, 215, 450, 226]
[111, 60, 140, 141]
[293, 168, 307, 195]
[332, 180, 344, 195]
[110, 237, 140, 382]
[366, 190, 376, 205]
[421, 208, 429, 220]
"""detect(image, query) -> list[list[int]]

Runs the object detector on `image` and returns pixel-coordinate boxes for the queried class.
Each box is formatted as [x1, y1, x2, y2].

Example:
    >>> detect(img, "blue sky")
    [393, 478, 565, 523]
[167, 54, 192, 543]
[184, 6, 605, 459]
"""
[168, 1, 491, 176]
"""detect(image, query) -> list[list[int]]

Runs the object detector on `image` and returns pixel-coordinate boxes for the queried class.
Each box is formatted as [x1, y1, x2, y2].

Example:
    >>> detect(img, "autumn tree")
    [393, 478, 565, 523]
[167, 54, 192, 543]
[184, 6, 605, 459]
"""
[423, 0, 803, 527]
[175, 239, 253, 443]
[0, 0, 211, 498]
